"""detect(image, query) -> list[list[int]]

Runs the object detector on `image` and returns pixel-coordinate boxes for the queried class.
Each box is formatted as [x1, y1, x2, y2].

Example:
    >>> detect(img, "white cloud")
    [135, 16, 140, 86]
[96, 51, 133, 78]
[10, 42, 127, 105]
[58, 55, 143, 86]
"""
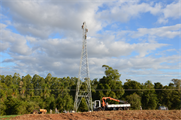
[156, 48, 177, 56]
[97, 0, 180, 24]
[88, 54, 180, 85]
[1, 24, 171, 80]
[157, 17, 168, 24]
[86, 32, 168, 58]
[0, 23, 7, 29]
[0, 0, 180, 86]
[131, 24, 181, 38]
[158, 0, 181, 24]
[1, 23, 32, 55]
[97, 1, 161, 22]
[0, 42, 10, 52]
[2, 0, 103, 38]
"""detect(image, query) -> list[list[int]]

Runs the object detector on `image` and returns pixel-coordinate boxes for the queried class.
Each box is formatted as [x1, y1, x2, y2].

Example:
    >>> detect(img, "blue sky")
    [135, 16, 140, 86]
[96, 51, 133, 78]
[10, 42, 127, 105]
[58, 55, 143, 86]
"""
[0, 0, 180, 85]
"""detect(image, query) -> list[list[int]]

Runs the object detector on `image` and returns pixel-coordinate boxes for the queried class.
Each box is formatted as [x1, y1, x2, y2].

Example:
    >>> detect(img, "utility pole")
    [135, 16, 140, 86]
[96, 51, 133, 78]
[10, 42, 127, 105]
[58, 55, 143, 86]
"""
[74, 22, 92, 112]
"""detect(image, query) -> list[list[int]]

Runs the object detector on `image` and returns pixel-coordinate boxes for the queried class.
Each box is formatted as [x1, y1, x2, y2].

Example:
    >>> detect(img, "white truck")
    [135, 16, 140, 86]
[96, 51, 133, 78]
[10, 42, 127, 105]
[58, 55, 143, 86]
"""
[93, 97, 131, 111]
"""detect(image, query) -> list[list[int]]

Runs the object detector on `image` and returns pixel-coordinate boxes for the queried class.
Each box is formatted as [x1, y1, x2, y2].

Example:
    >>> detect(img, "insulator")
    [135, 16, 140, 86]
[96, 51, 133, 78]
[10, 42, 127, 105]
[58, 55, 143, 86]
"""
[85, 35, 87, 39]
[86, 29, 88, 32]
[82, 25, 84, 29]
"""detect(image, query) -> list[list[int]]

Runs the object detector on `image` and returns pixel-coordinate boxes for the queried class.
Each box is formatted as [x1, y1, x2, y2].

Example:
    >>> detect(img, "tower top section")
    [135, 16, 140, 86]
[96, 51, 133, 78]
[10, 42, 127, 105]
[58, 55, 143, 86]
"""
[82, 22, 88, 39]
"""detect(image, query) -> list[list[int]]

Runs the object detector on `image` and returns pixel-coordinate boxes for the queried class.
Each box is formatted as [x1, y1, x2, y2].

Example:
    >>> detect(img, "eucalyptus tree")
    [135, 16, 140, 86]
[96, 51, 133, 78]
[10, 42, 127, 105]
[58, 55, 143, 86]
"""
[32, 74, 42, 97]
[142, 80, 157, 110]
[0, 82, 7, 115]
[126, 93, 141, 110]
[161, 81, 180, 109]
[24, 74, 33, 97]
[43, 73, 52, 98]
[154, 82, 163, 107]
[0, 75, 5, 83]
[123, 79, 143, 98]
[96, 65, 124, 101]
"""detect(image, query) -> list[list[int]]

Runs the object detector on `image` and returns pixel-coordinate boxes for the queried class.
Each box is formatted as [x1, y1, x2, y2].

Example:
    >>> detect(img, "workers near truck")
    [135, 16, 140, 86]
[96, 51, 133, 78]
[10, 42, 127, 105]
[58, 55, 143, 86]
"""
[55, 108, 59, 114]
[50, 109, 52, 114]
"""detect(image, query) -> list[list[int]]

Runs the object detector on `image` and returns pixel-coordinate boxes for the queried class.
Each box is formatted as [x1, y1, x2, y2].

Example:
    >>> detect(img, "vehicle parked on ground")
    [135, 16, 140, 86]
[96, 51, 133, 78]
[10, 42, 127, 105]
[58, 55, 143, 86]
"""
[158, 106, 168, 110]
[32, 109, 47, 114]
[93, 97, 131, 111]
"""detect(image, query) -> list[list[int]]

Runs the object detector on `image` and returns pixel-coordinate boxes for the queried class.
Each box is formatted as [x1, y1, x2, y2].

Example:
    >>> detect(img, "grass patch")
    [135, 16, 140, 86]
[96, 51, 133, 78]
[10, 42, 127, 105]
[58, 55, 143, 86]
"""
[0, 115, 20, 120]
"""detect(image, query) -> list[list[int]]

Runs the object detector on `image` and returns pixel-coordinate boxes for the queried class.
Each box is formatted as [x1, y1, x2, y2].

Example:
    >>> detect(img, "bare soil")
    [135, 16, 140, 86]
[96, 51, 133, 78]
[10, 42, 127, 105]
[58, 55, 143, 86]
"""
[10, 110, 181, 120]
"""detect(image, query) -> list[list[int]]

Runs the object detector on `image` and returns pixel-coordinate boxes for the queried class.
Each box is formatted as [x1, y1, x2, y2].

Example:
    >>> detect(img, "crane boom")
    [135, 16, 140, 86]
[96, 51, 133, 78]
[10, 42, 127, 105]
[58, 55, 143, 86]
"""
[101, 97, 128, 107]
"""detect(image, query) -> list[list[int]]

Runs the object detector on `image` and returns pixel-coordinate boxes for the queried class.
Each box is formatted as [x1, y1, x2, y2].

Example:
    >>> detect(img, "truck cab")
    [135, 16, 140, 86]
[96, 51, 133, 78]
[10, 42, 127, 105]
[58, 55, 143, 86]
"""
[93, 100, 102, 111]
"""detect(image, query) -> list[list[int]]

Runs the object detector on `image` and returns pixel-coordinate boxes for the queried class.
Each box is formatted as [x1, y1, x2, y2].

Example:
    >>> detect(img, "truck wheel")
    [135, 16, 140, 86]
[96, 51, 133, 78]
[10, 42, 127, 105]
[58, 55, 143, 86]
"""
[38, 112, 42, 114]
[32, 110, 38, 114]
[124, 107, 129, 110]
[118, 108, 122, 110]
[98, 108, 102, 111]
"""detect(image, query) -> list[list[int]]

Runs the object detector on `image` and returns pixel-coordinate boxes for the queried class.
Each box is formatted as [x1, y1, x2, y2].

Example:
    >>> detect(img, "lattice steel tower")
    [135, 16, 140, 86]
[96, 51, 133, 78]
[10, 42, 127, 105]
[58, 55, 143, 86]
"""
[74, 22, 92, 112]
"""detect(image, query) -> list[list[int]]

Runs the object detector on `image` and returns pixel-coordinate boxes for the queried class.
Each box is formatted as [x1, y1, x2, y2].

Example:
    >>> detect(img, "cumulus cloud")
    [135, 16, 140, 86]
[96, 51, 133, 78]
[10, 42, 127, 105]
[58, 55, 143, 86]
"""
[2, 0, 102, 38]
[131, 24, 181, 38]
[88, 54, 180, 84]
[1, 23, 32, 55]
[1, 24, 172, 80]
[97, 0, 180, 24]
[88, 37, 168, 58]
[158, 0, 181, 24]
[0, 0, 180, 85]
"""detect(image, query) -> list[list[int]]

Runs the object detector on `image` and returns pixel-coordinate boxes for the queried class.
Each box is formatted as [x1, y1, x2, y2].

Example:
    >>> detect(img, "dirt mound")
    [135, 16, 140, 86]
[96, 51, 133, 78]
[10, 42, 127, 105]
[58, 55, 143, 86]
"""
[10, 110, 181, 120]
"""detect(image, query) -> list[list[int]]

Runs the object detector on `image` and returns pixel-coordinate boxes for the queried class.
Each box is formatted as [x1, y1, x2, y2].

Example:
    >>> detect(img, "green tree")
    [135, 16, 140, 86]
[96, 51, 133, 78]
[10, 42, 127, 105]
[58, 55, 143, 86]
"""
[161, 85, 173, 109]
[96, 65, 124, 100]
[26, 101, 39, 113]
[170, 90, 180, 109]
[0, 82, 7, 115]
[43, 73, 52, 98]
[24, 74, 33, 97]
[91, 78, 99, 101]
[32, 74, 41, 96]
[12, 73, 21, 86]
[171, 79, 181, 109]
[78, 98, 88, 112]
[0, 101, 6, 115]
[17, 101, 28, 114]
[142, 80, 157, 110]
[56, 93, 74, 112]
[126, 93, 141, 110]
[4, 96, 22, 115]
[123, 79, 143, 98]
[4, 75, 13, 87]
[45, 95, 56, 111]
[0, 75, 5, 83]
[154, 82, 163, 107]
[161, 83, 180, 109]
[172, 79, 181, 89]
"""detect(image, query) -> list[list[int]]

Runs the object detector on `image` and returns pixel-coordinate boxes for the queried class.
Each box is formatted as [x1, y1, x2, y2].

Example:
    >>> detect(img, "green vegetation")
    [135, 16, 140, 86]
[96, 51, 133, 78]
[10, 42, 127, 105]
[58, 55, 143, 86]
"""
[0, 65, 180, 115]
[0, 115, 20, 120]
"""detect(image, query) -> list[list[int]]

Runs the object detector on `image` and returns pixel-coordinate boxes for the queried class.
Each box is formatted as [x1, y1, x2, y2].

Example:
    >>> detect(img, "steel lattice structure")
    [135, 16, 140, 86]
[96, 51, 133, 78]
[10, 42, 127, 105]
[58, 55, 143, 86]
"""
[74, 22, 92, 112]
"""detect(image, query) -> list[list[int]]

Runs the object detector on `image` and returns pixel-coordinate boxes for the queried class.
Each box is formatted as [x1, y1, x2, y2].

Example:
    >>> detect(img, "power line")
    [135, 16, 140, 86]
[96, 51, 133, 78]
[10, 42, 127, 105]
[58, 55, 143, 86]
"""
[0, 88, 180, 91]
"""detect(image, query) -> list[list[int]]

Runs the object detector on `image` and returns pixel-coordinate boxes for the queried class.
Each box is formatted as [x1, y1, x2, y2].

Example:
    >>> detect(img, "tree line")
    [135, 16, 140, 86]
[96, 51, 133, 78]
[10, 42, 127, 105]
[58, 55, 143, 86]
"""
[0, 65, 180, 115]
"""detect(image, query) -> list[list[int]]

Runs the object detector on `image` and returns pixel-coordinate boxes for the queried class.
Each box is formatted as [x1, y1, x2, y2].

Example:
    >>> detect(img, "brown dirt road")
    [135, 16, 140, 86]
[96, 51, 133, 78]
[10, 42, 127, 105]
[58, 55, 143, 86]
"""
[10, 110, 181, 120]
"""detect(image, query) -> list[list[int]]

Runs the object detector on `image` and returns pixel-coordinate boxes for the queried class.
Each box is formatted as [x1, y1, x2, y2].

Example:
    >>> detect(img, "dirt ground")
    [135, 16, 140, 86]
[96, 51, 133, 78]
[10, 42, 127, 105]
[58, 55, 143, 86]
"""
[10, 110, 181, 120]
